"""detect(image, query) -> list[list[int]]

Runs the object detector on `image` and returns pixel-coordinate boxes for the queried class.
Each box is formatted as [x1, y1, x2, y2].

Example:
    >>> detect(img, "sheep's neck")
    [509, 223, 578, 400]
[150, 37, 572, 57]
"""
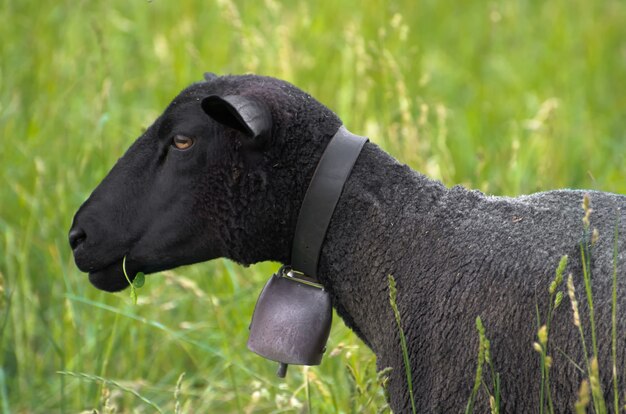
[314, 142, 447, 353]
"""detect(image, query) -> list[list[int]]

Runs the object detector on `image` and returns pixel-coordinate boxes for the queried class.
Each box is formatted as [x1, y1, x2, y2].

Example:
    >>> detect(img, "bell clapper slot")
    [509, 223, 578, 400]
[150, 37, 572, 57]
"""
[277, 362, 288, 378]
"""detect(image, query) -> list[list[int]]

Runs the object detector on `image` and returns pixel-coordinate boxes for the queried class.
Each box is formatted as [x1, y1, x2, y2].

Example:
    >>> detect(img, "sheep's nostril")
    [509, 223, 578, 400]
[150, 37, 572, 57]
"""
[69, 227, 87, 250]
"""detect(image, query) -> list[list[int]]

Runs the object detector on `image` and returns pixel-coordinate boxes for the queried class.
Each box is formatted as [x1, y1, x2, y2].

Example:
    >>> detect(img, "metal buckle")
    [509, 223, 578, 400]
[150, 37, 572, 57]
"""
[281, 266, 324, 289]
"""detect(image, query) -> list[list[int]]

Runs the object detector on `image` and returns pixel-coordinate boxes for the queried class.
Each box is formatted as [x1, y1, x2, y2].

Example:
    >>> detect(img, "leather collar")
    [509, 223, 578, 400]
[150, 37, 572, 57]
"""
[290, 126, 368, 281]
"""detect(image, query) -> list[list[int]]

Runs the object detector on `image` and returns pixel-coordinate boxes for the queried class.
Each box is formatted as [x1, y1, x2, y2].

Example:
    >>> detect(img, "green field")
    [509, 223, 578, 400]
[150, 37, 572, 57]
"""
[1, 0, 625, 412]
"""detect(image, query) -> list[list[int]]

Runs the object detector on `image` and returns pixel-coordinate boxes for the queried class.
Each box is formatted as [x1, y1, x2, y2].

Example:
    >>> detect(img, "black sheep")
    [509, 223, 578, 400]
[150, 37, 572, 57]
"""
[69, 73, 626, 413]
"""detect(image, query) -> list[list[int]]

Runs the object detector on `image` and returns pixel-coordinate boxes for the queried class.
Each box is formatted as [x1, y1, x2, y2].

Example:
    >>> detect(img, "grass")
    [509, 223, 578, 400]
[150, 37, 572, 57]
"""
[122, 256, 145, 305]
[534, 254, 567, 414]
[611, 215, 621, 414]
[466, 316, 500, 414]
[56, 371, 165, 414]
[388, 275, 416, 414]
[1, 0, 625, 412]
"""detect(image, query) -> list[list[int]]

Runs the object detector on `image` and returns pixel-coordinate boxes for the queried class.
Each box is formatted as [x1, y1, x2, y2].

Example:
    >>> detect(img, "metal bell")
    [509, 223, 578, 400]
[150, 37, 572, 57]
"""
[247, 267, 332, 377]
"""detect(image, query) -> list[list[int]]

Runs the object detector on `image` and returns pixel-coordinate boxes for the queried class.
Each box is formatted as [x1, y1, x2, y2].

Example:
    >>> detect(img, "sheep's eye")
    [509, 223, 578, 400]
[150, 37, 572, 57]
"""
[172, 135, 194, 150]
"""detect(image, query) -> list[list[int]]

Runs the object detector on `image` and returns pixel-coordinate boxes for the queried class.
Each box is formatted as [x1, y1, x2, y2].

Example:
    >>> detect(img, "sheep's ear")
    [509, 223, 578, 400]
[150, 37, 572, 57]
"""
[203, 72, 217, 81]
[201, 95, 272, 140]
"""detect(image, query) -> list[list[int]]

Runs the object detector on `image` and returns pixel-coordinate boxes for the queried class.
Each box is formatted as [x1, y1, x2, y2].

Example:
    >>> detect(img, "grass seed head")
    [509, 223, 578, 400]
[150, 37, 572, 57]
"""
[591, 228, 600, 246]
[554, 292, 563, 309]
[575, 380, 590, 414]
[538, 325, 548, 346]
[550, 255, 568, 294]
[588, 357, 606, 412]
[582, 194, 592, 228]
[549, 281, 557, 295]
[489, 395, 496, 413]
[545, 356, 553, 369]
[484, 337, 491, 363]
[567, 274, 581, 327]
[554, 291, 564, 309]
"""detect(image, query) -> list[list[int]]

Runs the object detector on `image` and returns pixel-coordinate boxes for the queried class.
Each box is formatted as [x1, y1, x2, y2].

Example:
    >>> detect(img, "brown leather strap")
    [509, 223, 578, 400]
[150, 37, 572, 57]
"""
[290, 126, 368, 280]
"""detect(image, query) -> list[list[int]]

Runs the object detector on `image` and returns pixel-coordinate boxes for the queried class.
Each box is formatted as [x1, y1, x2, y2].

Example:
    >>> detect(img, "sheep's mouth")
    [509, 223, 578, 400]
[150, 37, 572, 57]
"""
[88, 256, 157, 293]
[88, 259, 137, 292]
[87, 257, 170, 292]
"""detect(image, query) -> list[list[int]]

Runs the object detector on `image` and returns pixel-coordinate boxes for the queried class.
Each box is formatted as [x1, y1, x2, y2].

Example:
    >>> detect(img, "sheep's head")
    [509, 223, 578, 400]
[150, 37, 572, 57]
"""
[69, 74, 341, 291]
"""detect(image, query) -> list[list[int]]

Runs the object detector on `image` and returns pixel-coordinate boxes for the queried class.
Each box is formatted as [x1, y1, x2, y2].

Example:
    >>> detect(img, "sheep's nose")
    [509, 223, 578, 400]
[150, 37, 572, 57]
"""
[69, 227, 87, 250]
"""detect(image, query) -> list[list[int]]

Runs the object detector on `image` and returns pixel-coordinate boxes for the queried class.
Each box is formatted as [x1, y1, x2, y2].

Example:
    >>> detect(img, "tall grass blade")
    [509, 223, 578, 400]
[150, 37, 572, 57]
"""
[0, 368, 10, 414]
[567, 274, 591, 373]
[611, 214, 620, 413]
[580, 195, 605, 412]
[174, 372, 185, 414]
[466, 316, 485, 414]
[57, 371, 165, 413]
[579, 243, 598, 356]
[388, 275, 417, 414]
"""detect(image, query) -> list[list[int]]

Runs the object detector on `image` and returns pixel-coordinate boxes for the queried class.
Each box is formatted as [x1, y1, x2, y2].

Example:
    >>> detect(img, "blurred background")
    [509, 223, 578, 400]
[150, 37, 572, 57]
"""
[1, 0, 625, 412]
